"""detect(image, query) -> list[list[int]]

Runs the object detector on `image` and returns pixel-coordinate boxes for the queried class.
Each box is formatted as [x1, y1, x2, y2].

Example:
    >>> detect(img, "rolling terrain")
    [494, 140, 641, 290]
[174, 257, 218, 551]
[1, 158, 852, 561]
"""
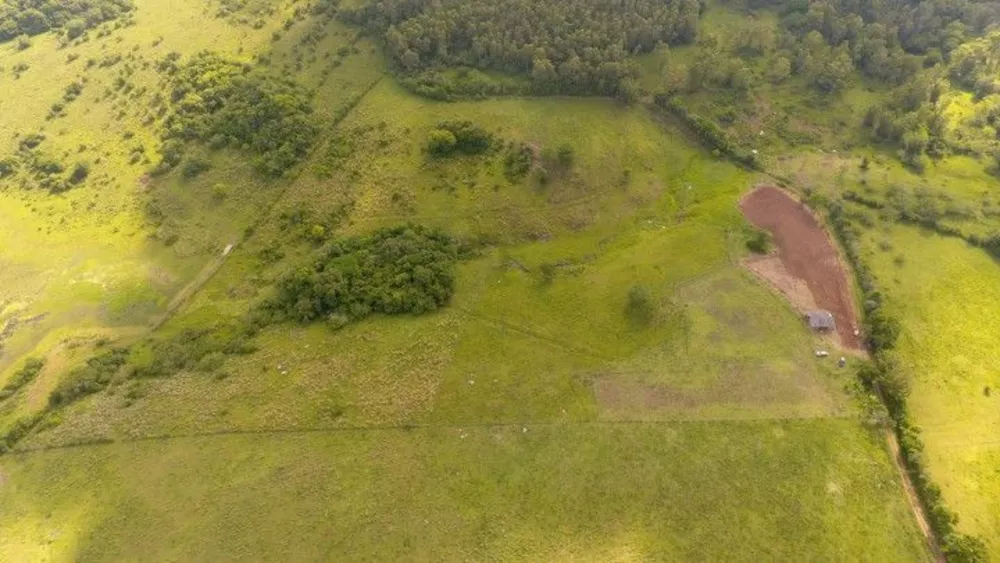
[1, 0, 997, 560]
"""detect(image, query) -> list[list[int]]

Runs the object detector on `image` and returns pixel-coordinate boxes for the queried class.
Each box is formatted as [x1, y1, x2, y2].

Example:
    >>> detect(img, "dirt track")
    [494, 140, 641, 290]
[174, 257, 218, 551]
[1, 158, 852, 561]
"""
[740, 186, 863, 350]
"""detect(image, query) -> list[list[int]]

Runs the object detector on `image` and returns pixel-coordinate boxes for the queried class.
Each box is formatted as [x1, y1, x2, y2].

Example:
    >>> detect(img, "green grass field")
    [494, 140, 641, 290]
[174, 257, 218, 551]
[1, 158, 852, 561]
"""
[0, 0, 944, 559]
[3, 421, 927, 562]
[863, 224, 1000, 556]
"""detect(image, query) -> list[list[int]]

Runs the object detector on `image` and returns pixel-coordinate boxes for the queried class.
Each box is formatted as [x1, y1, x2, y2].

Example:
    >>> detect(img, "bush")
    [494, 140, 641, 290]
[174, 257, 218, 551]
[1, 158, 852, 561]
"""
[427, 121, 493, 156]
[504, 144, 533, 180]
[182, 157, 211, 179]
[625, 285, 655, 325]
[745, 228, 772, 254]
[68, 161, 90, 184]
[556, 144, 575, 167]
[427, 129, 457, 156]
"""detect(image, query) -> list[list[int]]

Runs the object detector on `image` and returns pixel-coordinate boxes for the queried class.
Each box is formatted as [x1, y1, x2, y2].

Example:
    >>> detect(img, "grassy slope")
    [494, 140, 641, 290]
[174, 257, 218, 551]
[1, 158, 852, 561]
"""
[0, 0, 281, 387]
[0, 0, 382, 430]
[0, 2, 932, 560]
[864, 225, 1000, 555]
[3, 422, 926, 562]
[2, 84, 929, 559]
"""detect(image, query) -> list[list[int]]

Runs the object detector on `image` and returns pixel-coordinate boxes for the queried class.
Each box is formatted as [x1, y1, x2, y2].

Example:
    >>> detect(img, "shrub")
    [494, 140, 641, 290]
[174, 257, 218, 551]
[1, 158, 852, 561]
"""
[745, 228, 772, 254]
[625, 285, 655, 325]
[426, 129, 457, 156]
[68, 162, 90, 184]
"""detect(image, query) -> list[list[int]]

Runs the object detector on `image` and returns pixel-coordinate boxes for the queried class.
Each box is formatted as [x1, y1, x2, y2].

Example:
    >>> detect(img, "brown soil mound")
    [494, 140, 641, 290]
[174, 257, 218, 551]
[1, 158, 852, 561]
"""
[740, 186, 863, 350]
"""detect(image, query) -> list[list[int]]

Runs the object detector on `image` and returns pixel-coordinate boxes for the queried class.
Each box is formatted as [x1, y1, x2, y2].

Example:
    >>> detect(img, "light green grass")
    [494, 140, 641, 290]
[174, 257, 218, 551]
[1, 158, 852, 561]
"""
[0, 4, 935, 560]
[0, 0, 381, 419]
[863, 224, 1000, 554]
[1, 420, 928, 562]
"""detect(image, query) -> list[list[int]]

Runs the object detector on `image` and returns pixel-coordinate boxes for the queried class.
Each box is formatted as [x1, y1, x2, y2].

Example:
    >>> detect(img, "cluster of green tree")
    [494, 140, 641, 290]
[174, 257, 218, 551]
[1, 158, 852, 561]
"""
[0, 357, 44, 401]
[825, 198, 988, 563]
[0, 0, 134, 43]
[843, 187, 1000, 264]
[426, 121, 493, 156]
[340, 0, 702, 97]
[863, 76, 947, 170]
[261, 225, 462, 327]
[155, 53, 318, 177]
[753, 0, 1000, 84]
[949, 29, 1000, 98]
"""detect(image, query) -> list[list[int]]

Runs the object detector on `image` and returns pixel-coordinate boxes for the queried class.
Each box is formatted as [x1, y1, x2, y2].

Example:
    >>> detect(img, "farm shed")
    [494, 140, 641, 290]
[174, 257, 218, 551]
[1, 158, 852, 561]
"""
[805, 310, 835, 331]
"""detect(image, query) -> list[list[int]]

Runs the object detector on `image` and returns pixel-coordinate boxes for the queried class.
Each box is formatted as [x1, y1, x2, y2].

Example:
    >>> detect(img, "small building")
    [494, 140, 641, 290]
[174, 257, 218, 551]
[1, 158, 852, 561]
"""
[805, 310, 835, 332]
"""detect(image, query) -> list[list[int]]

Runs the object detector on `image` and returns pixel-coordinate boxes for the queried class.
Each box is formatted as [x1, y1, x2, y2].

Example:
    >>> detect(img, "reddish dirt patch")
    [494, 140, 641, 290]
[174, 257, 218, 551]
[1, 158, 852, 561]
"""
[740, 186, 863, 350]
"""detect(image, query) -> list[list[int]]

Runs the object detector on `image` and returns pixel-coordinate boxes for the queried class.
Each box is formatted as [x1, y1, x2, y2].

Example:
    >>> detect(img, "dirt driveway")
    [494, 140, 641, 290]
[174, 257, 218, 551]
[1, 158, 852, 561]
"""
[740, 186, 863, 350]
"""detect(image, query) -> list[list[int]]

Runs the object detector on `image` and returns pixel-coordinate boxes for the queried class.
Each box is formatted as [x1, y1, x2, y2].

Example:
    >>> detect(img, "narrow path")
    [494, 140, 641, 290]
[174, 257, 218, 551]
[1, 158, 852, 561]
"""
[11, 413, 856, 455]
[150, 244, 235, 331]
[885, 428, 945, 562]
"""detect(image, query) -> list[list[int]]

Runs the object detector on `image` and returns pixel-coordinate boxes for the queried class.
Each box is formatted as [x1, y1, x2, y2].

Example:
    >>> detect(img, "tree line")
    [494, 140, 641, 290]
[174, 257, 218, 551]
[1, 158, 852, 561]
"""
[340, 0, 702, 98]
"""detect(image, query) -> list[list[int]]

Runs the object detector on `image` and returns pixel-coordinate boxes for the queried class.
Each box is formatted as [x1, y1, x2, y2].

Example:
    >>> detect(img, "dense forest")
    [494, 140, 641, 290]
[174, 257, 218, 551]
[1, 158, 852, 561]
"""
[0, 0, 134, 42]
[340, 0, 702, 98]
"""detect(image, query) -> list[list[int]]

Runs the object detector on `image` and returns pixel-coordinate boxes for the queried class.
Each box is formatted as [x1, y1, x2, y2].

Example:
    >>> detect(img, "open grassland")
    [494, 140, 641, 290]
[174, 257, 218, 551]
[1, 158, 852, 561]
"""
[0, 79, 931, 560]
[1, 421, 928, 562]
[0, 0, 382, 428]
[0, 2, 937, 560]
[863, 224, 1000, 555]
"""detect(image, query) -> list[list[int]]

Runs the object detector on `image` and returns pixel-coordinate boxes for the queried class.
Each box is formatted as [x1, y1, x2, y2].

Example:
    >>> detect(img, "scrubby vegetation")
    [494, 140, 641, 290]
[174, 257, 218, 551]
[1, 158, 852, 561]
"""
[262, 225, 462, 325]
[0, 0, 134, 43]
[48, 347, 129, 407]
[0, 357, 44, 401]
[157, 52, 318, 177]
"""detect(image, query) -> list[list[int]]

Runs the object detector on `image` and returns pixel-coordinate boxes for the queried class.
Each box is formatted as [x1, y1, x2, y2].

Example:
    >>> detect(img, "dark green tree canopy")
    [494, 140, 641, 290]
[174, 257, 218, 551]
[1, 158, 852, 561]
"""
[0, 0, 134, 42]
[341, 0, 702, 96]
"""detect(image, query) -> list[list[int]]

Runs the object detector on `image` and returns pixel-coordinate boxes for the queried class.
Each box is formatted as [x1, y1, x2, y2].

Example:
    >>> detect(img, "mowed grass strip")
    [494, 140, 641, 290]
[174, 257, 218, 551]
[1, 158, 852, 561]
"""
[864, 223, 1000, 554]
[1, 419, 928, 562]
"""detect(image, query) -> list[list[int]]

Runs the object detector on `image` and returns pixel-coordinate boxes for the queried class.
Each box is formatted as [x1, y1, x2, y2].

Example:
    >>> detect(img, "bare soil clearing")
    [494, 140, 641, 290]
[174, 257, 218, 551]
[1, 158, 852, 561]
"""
[740, 186, 863, 350]
[743, 255, 817, 312]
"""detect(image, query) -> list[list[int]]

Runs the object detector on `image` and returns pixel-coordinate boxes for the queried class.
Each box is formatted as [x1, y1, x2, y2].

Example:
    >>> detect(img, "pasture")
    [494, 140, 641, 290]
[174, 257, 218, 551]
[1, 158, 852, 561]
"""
[863, 224, 1000, 556]
[0, 0, 937, 560]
